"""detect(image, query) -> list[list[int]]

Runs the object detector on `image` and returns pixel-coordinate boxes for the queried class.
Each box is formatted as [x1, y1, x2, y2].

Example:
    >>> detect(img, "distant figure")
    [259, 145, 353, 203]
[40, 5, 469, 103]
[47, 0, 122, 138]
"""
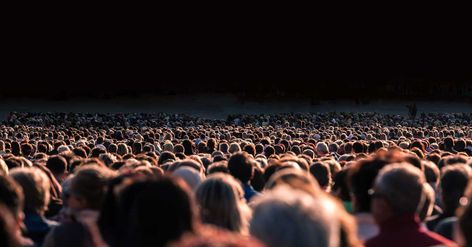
[406, 103, 418, 119]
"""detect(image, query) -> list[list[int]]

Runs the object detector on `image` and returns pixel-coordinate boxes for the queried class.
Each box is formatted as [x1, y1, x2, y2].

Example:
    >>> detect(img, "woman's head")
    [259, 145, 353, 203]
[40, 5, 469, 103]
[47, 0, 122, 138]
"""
[196, 173, 250, 234]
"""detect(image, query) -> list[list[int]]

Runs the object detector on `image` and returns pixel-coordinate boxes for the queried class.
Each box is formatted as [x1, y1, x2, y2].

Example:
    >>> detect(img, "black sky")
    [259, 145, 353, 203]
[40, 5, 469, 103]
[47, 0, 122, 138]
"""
[4, 16, 471, 99]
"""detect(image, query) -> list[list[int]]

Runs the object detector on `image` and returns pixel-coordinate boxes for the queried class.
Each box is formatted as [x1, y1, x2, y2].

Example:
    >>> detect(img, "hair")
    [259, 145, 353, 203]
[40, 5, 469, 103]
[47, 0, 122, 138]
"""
[46, 155, 68, 176]
[374, 163, 425, 214]
[264, 168, 320, 197]
[315, 142, 329, 156]
[10, 167, 50, 215]
[123, 177, 196, 247]
[69, 166, 114, 210]
[195, 173, 250, 234]
[348, 156, 389, 212]
[0, 175, 23, 217]
[0, 203, 23, 247]
[309, 162, 332, 191]
[440, 164, 472, 215]
[228, 152, 254, 183]
[250, 186, 339, 247]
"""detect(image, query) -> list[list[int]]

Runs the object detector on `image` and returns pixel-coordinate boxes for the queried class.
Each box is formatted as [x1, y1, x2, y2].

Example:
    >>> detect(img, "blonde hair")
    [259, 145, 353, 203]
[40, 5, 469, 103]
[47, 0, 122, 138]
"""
[196, 173, 251, 234]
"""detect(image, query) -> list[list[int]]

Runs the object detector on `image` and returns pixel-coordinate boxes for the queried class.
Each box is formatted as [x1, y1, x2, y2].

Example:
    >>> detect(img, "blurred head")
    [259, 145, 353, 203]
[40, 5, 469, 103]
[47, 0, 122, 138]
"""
[371, 163, 425, 224]
[250, 186, 339, 247]
[228, 152, 254, 184]
[68, 166, 114, 211]
[195, 173, 250, 234]
[122, 177, 196, 247]
[10, 167, 50, 215]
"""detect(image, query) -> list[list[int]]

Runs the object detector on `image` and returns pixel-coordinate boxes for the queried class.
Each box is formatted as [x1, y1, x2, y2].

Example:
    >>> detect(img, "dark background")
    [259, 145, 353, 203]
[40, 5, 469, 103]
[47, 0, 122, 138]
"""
[4, 15, 471, 101]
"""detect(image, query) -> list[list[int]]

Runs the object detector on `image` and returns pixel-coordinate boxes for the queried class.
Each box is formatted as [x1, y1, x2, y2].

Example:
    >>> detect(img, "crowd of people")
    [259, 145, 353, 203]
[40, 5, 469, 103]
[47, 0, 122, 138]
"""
[0, 111, 471, 247]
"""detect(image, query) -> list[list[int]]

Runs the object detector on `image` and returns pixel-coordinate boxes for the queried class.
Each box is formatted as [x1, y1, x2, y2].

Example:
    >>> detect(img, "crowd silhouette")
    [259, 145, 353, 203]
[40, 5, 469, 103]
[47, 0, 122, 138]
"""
[0, 111, 471, 247]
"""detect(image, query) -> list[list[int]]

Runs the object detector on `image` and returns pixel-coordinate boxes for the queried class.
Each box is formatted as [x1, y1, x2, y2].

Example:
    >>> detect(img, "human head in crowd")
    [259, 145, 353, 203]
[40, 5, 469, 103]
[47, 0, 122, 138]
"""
[10, 167, 57, 245]
[309, 162, 332, 192]
[250, 186, 340, 247]
[122, 177, 196, 247]
[195, 173, 250, 234]
[228, 152, 259, 202]
[367, 163, 455, 247]
[67, 165, 114, 211]
[46, 155, 68, 184]
[0, 175, 32, 246]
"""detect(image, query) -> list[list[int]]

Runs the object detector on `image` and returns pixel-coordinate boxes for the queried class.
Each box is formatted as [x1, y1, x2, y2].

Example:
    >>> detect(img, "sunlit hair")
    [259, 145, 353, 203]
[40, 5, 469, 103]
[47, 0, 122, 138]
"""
[195, 173, 251, 234]
[10, 167, 50, 214]
[264, 168, 320, 197]
[250, 186, 340, 247]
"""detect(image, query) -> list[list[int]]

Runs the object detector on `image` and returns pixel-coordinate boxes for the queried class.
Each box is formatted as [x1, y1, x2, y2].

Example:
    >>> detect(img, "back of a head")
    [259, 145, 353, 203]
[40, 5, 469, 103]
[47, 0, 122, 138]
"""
[440, 164, 472, 213]
[228, 152, 254, 184]
[374, 163, 425, 215]
[250, 186, 339, 247]
[195, 173, 247, 233]
[309, 162, 332, 191]
[265, 168, 320, 197]
[70, 166, 113, 210]
[10, 167, 50, 215]
[125, 177, 195, 247]
[46, 155, 68, 176]
[0, 175, 23, 217]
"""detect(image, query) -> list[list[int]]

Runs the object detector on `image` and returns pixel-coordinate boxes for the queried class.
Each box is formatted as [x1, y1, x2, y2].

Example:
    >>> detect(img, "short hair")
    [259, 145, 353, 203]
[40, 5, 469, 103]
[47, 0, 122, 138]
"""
[422, 160, 439, 188]
[374, 163, 425, 214]
[46, 155, 68, 175]
[10, 167, 50, 214]
[122, 177, 195, 246]
[228, 143, 241, 154]
[316, 142, 329, 155]
[265, 168, 320, 197]
[69, 166, 114, 210]
[228, 152, 254, 183]
[440, 164, 472, 213]
[309, 162, 332, 191]
[250, 187, 339, 247]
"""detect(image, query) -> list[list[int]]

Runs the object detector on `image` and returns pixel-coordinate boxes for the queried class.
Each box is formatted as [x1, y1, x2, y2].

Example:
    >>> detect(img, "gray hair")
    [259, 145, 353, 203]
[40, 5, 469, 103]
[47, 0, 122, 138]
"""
[250, 186, 339, 247]
[374, 163, 425, 214]
[315, 142, 329, 155]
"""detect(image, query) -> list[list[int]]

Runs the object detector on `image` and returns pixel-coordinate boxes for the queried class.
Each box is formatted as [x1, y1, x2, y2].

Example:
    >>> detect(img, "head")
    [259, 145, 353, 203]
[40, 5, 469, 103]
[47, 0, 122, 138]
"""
[309, 162, 332, 192]
[440, 164, 472, 215]
[0, 175, 23, 230]
[228, 152, 255, 184]
[195, 173, 249, 234]
[46, 155, 68, 183]
[122, 177, 196, 247]
[68, 166, 114, 211]
[10, 167, 50, 215]
[371, 163, 425, 224]
[250, 186, 339, 247]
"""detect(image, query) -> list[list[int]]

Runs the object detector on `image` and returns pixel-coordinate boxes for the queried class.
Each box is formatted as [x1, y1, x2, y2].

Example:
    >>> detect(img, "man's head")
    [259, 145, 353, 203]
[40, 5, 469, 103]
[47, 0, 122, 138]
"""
[46, 155, 68, 182]
[228, 152, 254, 184]
[371, 163, 425, 224]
